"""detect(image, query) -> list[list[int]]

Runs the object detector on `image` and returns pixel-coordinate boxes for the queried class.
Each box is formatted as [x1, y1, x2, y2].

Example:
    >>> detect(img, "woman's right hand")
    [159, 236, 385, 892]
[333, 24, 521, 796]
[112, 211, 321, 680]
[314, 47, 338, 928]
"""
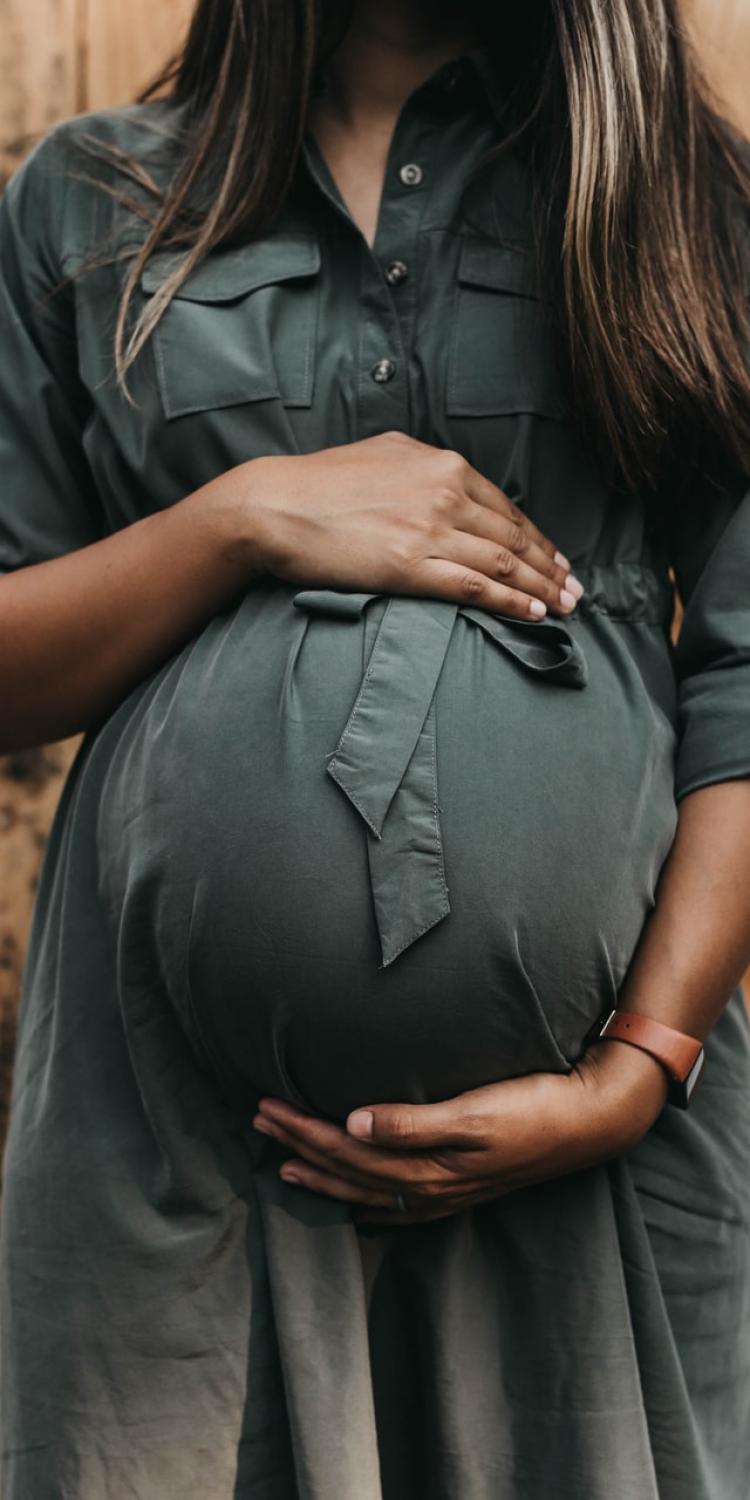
[239, 431, 583, 620]
[0, 432, 582, 754]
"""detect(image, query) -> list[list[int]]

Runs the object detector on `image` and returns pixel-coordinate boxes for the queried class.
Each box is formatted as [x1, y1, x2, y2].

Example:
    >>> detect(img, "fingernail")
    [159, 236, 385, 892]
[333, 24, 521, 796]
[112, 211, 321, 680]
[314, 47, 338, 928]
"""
[565, 574, 584, 600]
[254, 1118, 274, 1135]
[529, 599, 547, 618]
[280, 1168, 302, 1184]
[559, 588, 577, 611]
[554, 549, 571, 570]
[347, 1109, 373, 1139]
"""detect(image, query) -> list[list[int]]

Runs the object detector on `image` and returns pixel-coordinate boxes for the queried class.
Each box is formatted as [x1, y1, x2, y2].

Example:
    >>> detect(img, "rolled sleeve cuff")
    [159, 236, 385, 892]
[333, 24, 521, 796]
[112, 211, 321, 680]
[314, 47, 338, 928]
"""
[674, 670, 750, 800]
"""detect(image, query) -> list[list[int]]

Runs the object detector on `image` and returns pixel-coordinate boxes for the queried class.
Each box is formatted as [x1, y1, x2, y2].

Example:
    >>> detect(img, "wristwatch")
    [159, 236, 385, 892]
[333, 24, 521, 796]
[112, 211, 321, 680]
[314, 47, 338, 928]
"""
[585, 1008, 706, 1109]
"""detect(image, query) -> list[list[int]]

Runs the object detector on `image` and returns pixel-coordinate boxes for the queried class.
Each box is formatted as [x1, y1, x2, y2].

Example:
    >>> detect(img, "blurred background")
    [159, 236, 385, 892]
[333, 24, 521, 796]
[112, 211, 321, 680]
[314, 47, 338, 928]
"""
[0, 0, 749, 1146]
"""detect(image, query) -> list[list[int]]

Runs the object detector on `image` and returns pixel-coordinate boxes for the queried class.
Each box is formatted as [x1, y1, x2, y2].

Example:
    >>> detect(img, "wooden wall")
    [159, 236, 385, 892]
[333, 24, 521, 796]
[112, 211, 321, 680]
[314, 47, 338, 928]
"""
[0, 2, 749, 1143]
[2, 1, 749, 183]
[0, 0, 193, 188]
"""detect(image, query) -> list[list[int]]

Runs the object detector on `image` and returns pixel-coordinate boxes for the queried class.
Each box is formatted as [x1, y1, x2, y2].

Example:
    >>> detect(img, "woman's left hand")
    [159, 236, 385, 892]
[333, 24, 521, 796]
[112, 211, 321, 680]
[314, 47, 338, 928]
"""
[251, 1040, 670, 1225]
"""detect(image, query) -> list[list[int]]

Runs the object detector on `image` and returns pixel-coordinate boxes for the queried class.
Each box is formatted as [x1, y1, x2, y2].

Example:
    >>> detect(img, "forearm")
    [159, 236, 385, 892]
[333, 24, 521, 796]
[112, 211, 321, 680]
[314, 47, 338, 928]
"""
[615, 779, 750, 1038]
[0, 462, 265, 753]
[567, 779, 750, 1146]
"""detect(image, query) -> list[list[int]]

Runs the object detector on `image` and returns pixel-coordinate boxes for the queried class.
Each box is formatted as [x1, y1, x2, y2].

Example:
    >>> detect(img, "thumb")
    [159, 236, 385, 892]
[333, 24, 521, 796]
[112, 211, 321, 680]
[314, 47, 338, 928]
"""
[346, 1098, 480, 1150]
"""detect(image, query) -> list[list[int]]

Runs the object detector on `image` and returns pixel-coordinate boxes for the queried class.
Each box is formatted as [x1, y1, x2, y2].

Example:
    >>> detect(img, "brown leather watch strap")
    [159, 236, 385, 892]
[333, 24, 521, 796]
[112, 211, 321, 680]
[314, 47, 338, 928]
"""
[597, 1009, 703, 1083]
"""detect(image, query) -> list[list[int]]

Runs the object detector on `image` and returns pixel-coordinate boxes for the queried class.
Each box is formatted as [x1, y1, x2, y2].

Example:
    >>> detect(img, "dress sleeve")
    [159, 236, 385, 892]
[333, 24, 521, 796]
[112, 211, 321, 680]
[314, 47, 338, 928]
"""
[0, 126, 104, 574]
[669, 458, 750, 801]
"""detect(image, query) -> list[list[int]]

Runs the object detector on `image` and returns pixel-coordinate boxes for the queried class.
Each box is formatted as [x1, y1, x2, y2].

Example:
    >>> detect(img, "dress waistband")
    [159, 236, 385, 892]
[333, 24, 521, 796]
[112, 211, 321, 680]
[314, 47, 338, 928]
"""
[574, 562, 674, 623]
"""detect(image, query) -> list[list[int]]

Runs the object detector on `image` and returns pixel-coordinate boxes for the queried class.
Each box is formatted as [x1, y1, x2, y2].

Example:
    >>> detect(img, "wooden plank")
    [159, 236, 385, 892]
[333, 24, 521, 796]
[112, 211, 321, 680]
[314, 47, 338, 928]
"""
[0, 742, 79, 1150]
[0, 0, 79, 185]
[85, 0, 192, 112]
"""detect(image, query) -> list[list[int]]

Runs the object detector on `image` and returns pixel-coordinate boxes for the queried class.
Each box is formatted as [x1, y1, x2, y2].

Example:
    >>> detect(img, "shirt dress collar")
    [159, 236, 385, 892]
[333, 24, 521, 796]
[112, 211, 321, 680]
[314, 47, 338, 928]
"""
[311, 43, 505, 126]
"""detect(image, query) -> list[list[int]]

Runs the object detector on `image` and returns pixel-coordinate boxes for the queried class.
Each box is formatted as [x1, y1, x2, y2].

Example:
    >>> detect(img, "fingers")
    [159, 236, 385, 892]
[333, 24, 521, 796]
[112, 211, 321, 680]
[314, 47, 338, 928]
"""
[345, 1099, 487, 1151]
[399, 558, 555, 621]
[461, 496, 569, 582]
[253, 1101, 460, 1190]
[435, 529, 582, 617]
[253, 1098, 486, 1200]
[391, 449, 585, 621]
[454, 488, 584, 615]
[277, 1155, 486, 1223]
[456, 502, 582, 602]
[254, 1110, 395, 1189]
[279, 1159, 403, 1208]
[257, 1094, 486, 1155]
[461, 461, 567, 565]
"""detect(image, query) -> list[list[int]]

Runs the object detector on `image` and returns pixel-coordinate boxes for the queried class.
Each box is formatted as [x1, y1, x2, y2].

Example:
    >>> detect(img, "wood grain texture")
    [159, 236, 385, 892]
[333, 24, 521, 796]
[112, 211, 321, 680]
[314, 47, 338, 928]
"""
[0, 742, 79, 1132]
[0, 2, 749, 1145]
[0, 0, 78, 186]
[85, 0, 192, 112]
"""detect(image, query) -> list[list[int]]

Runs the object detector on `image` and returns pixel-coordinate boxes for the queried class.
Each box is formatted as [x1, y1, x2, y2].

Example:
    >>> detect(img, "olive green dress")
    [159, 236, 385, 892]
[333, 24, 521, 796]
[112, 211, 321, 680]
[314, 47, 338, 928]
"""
[1, 48, 750, 1500]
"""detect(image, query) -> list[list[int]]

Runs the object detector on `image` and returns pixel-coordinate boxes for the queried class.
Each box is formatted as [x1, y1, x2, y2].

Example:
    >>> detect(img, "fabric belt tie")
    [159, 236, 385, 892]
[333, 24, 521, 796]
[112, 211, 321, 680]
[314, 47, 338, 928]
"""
[292, 590, 588, 968]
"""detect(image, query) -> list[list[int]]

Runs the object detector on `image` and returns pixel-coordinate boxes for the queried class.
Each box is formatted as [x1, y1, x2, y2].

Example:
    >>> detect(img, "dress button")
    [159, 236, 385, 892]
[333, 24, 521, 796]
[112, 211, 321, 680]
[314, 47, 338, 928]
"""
[399, 162, 423, 187]
[384, 260, 409, 286]
[371, 358, 396, 384]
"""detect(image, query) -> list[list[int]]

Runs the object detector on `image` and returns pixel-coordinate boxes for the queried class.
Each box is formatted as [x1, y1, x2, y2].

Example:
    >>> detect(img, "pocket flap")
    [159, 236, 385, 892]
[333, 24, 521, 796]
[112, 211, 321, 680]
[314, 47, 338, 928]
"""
[457, 236, 542, 299]
[140, 233, 321, 302]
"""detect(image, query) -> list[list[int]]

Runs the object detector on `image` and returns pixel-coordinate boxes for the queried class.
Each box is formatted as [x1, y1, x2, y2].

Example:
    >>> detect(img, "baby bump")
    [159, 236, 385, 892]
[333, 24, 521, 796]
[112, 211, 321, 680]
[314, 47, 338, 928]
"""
[96, 574, 679, 1121]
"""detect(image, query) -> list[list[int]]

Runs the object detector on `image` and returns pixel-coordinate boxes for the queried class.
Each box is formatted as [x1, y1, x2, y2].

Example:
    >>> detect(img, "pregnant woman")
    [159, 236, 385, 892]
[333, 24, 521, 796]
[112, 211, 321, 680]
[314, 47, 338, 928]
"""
[2, 0, 750, 1495]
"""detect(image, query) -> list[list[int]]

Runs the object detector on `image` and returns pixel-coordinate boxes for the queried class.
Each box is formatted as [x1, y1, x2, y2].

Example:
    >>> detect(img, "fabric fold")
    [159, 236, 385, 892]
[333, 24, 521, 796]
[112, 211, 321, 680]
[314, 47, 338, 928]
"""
[292, 590, 587, 966]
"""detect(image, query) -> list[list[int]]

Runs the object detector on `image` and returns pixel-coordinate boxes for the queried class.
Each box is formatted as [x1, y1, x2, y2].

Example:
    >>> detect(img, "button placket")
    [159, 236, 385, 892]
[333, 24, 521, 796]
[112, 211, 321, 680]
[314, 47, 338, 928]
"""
[356, 109, 435, 439]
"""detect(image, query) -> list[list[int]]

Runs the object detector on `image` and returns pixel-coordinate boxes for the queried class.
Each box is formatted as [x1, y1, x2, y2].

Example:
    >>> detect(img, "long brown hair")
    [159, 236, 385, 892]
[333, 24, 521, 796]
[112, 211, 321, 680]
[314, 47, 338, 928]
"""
[69, 0, 750, 492]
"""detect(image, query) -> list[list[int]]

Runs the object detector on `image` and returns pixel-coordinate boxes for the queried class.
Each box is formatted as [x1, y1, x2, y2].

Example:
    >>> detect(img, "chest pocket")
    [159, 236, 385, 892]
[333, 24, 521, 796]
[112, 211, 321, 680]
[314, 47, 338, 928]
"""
[139, 232, 321, 420]
[446, 237, 570, 421]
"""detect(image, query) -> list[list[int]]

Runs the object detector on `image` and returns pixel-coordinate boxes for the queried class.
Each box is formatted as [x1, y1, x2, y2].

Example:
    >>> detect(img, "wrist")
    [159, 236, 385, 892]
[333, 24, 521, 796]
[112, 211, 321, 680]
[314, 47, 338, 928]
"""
[571, 1038, 670, 1154]
[198, 457, 276, 578]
